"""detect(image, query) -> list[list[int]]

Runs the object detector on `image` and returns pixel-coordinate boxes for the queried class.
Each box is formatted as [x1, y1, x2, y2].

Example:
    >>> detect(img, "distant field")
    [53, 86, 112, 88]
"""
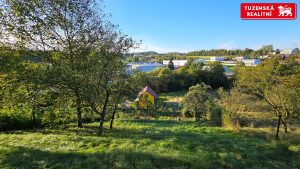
[187, 56, 237, 60]
[0, 120, 299, 169]
[187, 56, 212, 59]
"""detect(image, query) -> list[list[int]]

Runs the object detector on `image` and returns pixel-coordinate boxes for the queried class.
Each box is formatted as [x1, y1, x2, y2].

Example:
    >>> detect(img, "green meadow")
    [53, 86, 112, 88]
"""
[1, 120, 299, 169]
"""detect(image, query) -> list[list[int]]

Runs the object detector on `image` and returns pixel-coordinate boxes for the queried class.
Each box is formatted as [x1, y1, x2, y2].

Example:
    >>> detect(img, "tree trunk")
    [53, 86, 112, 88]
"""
[31, 106, 37, 128]
[99, 92, 110, 135]
[281, 118, 288, 133]
[75, 88, 83, 128]
[276, 115, 282, 139]
[110, 103, 118, 129]
[76, 104, 83, 128]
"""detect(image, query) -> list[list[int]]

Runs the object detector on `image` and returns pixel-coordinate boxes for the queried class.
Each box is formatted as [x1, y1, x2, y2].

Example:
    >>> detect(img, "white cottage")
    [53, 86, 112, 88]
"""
[193, 59, 206, 64]
[163, 60, 188, 68]
[210, 57, 224, 61]
[241, 59, 261, 66]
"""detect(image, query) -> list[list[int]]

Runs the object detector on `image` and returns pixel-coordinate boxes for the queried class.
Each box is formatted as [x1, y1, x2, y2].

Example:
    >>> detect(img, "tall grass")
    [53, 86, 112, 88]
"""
[0, 120, 299, 169]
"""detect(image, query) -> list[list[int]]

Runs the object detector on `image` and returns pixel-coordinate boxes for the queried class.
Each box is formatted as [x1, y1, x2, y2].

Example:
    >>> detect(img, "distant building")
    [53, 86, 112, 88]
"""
[280, 49, 300, 57]
[223, 65, 234, 77]
[126, 62, 163, 73]
[193, 59, 206, 64]
[124, 100, 131, 109]
[202, 65, 211, 71]
[280, 50, 292, 57]
[210, 57, 224, 61]
[221, 61, 237, 66]
[259, 55, 269, 59]
[135, 86, 158, 109]
[242, 59, 261, 66]
[163, 60, 188, 68]
[234, 56, 245, 61]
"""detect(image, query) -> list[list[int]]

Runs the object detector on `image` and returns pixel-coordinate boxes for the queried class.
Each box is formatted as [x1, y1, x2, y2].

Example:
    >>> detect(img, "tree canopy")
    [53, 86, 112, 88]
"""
[235, 56, 300, 137]
[180, 83, 212, 121]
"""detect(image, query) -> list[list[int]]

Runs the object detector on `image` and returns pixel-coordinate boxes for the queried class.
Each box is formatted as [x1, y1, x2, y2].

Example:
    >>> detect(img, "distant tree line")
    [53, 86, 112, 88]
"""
[187, 45, 274, 57]
[133, 61, 231, 93]
[126, 45, 283, 63]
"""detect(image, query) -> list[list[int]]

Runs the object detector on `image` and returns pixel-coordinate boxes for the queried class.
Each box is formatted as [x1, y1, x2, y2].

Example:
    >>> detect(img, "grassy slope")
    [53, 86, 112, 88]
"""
[0, 120, 299, 169]
[159, 90, 187, 102]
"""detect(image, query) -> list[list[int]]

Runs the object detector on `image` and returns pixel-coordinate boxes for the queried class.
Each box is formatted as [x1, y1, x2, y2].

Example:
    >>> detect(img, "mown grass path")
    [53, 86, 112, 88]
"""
[0, 120, 299, 169]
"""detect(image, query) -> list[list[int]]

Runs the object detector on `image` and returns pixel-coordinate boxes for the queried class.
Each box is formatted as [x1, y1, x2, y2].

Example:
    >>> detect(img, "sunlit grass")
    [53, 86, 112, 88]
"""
[0, 120, 299, 169]
[159, 90, 187, 102]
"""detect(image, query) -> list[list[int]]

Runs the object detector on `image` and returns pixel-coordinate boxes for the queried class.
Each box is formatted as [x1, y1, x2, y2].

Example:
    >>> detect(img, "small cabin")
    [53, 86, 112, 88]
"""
[242, 59, 261, 66]
[163, 60, 188, 68]
[135, 86, 158, 109]
[210, 57, 224, 62]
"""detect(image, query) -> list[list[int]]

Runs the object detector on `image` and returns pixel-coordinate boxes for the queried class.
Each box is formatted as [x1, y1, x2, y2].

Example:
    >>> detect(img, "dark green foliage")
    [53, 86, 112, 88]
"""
[167, 58, 175, 70]
[136, 62, 230, 93]
[205, 102, 222, 126]
[235, 57, 300, 137]
[181, 84, 212, 121]
[0, 111, 34, 130]
[186, 45, 274, 57]
[1, 0, 135, 133]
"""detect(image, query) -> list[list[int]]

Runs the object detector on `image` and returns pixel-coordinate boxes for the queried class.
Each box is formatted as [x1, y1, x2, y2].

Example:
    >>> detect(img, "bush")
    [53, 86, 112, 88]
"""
[136, 62, 230, 93]
[0, 106, 77, 130]
[0, 111, 35, 131]
[221, 109, 241, 129]
[181, 108, 194, 118]
[206, 105, 222, 126]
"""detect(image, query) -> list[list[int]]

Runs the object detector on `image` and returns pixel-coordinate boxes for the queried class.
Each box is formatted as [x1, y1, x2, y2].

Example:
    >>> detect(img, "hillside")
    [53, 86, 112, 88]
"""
[0, 120, 299, 169]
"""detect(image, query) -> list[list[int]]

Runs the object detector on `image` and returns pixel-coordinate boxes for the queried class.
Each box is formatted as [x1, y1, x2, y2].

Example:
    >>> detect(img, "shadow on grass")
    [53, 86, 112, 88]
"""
[1, 119, 299, 168]
[124, 119, 194, 126]
[0, 119, 195, 136]
[1, 146, 193, 169]
[107, 120, 299, 169]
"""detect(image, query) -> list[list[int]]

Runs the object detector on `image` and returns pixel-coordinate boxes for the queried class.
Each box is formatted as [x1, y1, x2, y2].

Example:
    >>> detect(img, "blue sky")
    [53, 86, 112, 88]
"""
[104, 0, 300, 53]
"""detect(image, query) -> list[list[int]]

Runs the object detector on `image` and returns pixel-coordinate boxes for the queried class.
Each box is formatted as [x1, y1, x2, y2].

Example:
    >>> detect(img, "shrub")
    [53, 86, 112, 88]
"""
[0, 111, 35, 130]
[221, 109, 241, 129]
[206, 104, 222, 126]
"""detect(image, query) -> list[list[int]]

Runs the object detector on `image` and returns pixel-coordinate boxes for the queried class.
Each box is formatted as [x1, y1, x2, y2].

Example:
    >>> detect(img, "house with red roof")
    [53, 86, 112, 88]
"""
[135, 86, 158, 109]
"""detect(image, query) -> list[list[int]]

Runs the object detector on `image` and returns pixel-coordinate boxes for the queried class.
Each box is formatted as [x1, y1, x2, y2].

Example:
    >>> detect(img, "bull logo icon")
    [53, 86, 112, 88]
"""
[278, 6, 293, 16]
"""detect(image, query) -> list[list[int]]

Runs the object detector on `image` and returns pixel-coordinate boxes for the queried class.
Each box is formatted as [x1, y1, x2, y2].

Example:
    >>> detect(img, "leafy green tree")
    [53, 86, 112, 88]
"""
[108, 79, 136, 129]
[0, 46, 62, 129]
[205, 62, 228, 89]
[187, 62, 204, 84]
[0, 0, 134, 129]
[180, 83, 211, 121]
[82, 38, 134, 134]
[168, 58, 175, 70]
[242, 48, 253, 57]
[235, 57, 300, 138]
